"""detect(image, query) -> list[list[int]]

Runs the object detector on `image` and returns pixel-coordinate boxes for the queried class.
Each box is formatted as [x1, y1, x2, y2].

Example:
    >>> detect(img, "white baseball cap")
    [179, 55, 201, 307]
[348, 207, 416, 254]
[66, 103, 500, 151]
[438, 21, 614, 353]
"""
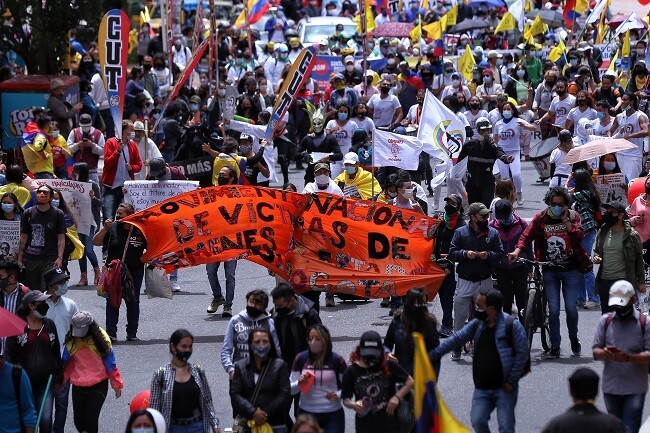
[608, 280, 635, 307]
[343, 152, 359, 164]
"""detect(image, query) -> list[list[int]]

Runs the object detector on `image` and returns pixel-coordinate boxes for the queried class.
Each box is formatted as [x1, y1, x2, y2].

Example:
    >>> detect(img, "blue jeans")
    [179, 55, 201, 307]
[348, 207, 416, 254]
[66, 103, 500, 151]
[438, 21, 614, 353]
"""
[207, 261, 237, 307]
[53, 380, 70, 433]
[169, 420, 203, 433]
[102, 186, 124, 221]
[105, 265, 144, 338]
[299, 408, 345, 433]
[78, 226, 99, 273]
[272, 427, 288, 433]
[33, 383, 55, 433]
[604, 393, 646, 433]
[543, 268, 581, 349]
[470, 386, 518, 433]
[578, 229, 598, 303]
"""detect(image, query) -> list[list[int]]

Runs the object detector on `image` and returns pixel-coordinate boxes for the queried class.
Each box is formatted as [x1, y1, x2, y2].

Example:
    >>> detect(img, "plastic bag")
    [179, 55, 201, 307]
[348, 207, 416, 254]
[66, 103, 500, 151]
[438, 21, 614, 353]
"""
[145, 266, 173, 300]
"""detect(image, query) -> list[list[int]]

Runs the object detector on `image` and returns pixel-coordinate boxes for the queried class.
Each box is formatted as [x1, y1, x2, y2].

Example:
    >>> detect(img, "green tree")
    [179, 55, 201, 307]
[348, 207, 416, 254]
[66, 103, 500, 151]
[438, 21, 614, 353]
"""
[0, 0, 109, 74]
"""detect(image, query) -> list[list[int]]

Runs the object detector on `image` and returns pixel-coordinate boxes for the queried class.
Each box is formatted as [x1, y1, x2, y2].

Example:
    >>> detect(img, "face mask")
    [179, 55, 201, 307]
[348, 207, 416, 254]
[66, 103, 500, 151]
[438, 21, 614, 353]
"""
[474, 309, 488, 321]
[444, 70, 453, 78]
[556, 89, 566, 97]
[382, 11, 387, 16]
[570, 59, 578, 66]
[252, 344, 271, 357]
[174, 42, 182, 50]
[612, 303, 634, 318]
[496, 59, 503, 66]
[345, 166, 357, 175]
[577, 100, 587, 106]
[483, 76, 492, 85]
[189, 104, 199, 111]
[51, 131, 59, 138]
[596, 111, 605, 120]
[174, 349, 192, 362]
[603, 161, 616, 171]
[279, 53, 288, 60]
[417, 98, 424, 105]
[452, 79, 460, 87]
[475, 219, 489, 231]
[275, 306, 290, 316]
[315, 174, 330, 185]
[387, 58, 396, 65]
[200, 78, 208, 86]
[346, 65, 354, 72]
[218, 89, 226, 97]
[308, 339, 324, 353]
[498, 214, 514, 226]
[362, 355, 379, 367]
[602, 213, 619, 226]
[259, 85, 267, 92]
[368, 42, 375, 49]
[132, 429, 155, 433]
[545, 80, 556, 87]
[550, 205, 564, 218]
[622, 103, 631, 112]
[246, 305, 263, 318]
[335, 83, 345, 91]
[502, 111, 513, 120]
[545, 39, 553, 46]
[516, 70, 525, 78]
[337, 112, 347, 120]
[638, 48, 646, 55]
[33, 303, 49, 318]
[469, 103, 480, 110]
[412, 49, 420, 56]
[2, 203, 14, 213]
[402, 188, 414, 199]
[380, 85, 390, 93]
[127, 132, 135, 141]
[143, 64, 153, 72]
[387, 191, 397, 198]
[217, 175, 230, 186]
[55, 282, 69, 297]
[51, 199, 60, 208]
[239, 145, 251, 154]
[439, 204, 456, 216]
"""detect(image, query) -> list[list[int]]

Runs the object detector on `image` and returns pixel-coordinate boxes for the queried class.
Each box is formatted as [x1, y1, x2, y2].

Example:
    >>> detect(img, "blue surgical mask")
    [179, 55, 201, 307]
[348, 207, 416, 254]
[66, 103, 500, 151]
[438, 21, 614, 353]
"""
[498, 214, 514, 226]
[51, 199, 60, 208]
[502, 111, 513, 119]
[345, 166, 357, 175]
[251, 344, 271, 358]
[603, 161, 616, 171]
[132, 429, 155, 433]
[550, 205, 564, 217]
[1, 203, 13, 213]
[55, 282, 69, 297]
[516, 69, 525, 78]
[596, 111, 605, 119]
[337, 112, 347, 120]
[51, 131, 60, 138]
[189, 104, 199, 111]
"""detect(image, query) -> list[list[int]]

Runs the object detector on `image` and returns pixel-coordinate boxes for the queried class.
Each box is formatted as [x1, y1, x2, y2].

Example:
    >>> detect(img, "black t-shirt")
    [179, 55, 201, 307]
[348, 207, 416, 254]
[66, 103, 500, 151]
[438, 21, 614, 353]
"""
[21, 206, 67, 260]
[341, 360, 409, 433]
[103, 223, 147, 269]
[171, 376, 201, 418]
[473, 324, 504, 390]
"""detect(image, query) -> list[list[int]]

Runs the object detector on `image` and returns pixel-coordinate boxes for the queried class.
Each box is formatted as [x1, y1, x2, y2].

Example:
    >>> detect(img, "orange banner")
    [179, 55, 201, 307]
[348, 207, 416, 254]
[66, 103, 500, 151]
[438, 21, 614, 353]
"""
[123, 186, 445, 299]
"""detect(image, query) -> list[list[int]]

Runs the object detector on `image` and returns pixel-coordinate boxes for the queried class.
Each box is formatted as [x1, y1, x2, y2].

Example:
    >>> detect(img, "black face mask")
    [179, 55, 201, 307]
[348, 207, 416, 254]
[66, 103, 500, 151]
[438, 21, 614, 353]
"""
[362, 355, 379, 367]
[612, 303, 634, 319]
[602, 213, 619, 226]
[444, 205, 457, 215]
[217, 175, 230, 186]
[556, 90, 566, 97]
[577, 100, 587, 106]
[474, 310, 488, 321]
[246, 305, 264, 318]
[645, 185, 650, 194]
[143, 64, 153, 71]
[275, 306, 291, 315]
[380, 86, 390, 93]
[469, 103, 480, 110]
[475, 219, 489, 231]
[34, 303, 49, 317]
[175, 350, 192, 362]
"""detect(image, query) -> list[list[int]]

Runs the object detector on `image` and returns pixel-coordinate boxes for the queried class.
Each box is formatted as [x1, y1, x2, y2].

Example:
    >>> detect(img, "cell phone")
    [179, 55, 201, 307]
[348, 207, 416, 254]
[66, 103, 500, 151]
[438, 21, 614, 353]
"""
[607, 346, 620, 353]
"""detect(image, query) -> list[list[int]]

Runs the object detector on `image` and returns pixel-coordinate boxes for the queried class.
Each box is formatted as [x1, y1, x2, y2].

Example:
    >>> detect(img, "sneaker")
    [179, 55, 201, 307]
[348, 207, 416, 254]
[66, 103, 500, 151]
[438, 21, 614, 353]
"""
[546, 347, 561, 359]
[583, 301, 600, 310]
[438, 326, 453, 338]
[516, 192, 524, 207]
[126, 336, 139, 342]
[171, 282, 181, 293]
[571, 340, 582, 356]
[577, 300, 586, 308]
[451, 350, 462, 361]
[207, 297, 225, 314]
[380, 298, 390, 308]
[108, 334, 117, 343]
[222, 306, 233, 318]
[326, 297, 336, 307]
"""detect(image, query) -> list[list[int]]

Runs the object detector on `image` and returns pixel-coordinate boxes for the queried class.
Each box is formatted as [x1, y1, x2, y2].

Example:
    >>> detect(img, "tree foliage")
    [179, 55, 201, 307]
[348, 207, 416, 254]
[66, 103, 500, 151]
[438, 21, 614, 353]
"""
[0, 0, 109, 74]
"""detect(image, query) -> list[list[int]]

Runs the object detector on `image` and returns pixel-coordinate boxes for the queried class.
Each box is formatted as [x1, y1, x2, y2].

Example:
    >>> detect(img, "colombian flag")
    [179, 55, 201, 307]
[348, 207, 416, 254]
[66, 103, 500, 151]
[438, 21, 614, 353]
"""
[563, 0, 587, 28]
[413, 333, 470, 433]
[234, 0, 270, 27]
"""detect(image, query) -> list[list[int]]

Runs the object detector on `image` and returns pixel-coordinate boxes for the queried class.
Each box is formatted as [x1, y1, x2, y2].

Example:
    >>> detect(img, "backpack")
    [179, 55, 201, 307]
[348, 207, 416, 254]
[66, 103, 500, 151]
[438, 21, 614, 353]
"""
[604, 312, 650, 374]
[504, 315, 531, 378]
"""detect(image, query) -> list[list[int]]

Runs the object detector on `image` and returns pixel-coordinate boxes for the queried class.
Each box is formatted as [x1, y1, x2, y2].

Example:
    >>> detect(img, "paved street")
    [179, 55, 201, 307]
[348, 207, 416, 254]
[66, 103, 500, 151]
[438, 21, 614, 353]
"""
[60, 159, 650, 432]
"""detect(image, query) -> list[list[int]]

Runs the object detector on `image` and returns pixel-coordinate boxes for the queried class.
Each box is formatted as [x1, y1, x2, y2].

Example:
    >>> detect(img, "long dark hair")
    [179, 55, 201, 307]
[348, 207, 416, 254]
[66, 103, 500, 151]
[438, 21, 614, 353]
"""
[72, 162, 90, 183]
[65, 321, 111, 358]
[396, 289, 438, 336]
[1, 192, 23, 215]
[306, 324, 333, 369]
[597, 153, 622, 175]
[247, 328, 279, 365]
[572, 168, 601, 210]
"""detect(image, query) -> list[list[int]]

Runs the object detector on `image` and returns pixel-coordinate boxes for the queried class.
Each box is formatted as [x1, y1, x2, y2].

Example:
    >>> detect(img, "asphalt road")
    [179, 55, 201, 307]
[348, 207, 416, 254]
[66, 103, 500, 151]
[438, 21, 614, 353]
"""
[58, 159, 649, 433]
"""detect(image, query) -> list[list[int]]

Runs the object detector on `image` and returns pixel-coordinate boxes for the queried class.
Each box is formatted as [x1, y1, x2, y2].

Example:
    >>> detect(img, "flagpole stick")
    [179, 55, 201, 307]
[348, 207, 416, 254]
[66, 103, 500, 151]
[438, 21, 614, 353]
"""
[208, 0, 216, 93]
[360, 0, 368, 96]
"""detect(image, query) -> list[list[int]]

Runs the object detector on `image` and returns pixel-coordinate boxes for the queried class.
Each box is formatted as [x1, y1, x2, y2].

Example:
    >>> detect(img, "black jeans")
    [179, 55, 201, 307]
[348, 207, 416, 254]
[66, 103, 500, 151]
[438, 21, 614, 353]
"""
[72, 379, 108, 433]
[597, 278, 621, 314]
[105, 265, 144, 338]
[466, 179, 496, 208]
[494, 266, 529, 319]
[438, 273, 456, 329]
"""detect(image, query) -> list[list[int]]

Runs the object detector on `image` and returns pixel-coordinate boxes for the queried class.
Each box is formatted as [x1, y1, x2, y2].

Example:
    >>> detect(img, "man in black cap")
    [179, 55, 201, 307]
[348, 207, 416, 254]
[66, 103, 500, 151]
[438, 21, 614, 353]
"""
[540, 368, 625, 433]
[145, 157, 186, 182]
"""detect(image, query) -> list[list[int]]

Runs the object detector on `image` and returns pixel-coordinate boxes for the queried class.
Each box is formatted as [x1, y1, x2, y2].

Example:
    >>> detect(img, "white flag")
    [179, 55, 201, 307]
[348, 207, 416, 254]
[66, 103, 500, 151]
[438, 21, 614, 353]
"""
[372, 129, 423, 170]
[586, 0, 607, 24]
[614, 12, 646, 37]
[417, 90, 467, 162]
[228, 119, 278, 183]
[509, 0, 525, 32]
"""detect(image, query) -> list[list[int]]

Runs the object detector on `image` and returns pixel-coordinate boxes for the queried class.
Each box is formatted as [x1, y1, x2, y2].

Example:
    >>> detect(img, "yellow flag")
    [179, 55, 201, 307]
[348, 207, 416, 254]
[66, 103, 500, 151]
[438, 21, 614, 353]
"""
[596, 21, 606, 44]
[608, 49, 618, 71]
[494, 12, 515, 34]
[458, 44, 476, 81]
[622, 30, 630, 57]
[548, 39, 566, 62]
[410, 24, 422, 44]
[440, 14, 449, 31]
[446, 5, 458, 26]
[128, 28, 138, 54]
[354, 2, 376, 34]
[524, 15, 545, 40]
[422, 0, 429, 9]
[423, 21, 442, 40]
[576, 0, 589, 14]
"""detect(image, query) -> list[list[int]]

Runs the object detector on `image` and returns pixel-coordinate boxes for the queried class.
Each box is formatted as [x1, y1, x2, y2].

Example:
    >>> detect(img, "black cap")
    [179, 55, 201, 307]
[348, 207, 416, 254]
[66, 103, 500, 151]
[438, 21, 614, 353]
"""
[32, 107, 49, 116]
[444, 194, 462, 208]
[43, 267, 70, 287]
[239, 134, 252, 142]
[577, 66, 591, 75]
[148, 157, 167, 178]
[604, 201, 626, 214]
[21, 290, 50, 309]
[494, 199, 513, 220]
[380, 38, 390, 46]
[359, 330, 383, 357]
[558, 129, 572, 142]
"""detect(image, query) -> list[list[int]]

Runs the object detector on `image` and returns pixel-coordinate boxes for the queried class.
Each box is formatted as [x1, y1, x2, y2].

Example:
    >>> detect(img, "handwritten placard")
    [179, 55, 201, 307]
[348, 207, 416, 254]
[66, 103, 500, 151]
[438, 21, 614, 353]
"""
[123, 180, 200, 211]
[35, 179, 93, 235]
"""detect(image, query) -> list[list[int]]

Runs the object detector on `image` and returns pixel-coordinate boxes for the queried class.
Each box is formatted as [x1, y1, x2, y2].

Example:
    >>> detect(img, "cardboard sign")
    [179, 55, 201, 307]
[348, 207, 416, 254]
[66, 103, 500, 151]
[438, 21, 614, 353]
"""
[35, 179, 93, 236]
[0, 220, 20, 261]
[123, 180, 200, 211]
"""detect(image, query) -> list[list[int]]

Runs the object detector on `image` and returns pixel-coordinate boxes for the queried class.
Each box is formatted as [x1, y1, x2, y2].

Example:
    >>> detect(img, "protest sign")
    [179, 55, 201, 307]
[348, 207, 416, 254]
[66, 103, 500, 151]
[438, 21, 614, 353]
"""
[35, 179, 93, 236]
[170, 156, 215, 179]
[0, 220, 20, 261]
[123, 180, 200, 211]
[596, 173, 628, 206]
[123, 186, 445, 299]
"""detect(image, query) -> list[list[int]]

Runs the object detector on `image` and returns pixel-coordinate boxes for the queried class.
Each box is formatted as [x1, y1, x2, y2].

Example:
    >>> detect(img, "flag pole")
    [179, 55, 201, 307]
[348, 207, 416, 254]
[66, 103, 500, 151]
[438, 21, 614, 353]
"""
[359, 0, 368, 96]
[244, 0, 253, 56]
[208, 0, 216, 93]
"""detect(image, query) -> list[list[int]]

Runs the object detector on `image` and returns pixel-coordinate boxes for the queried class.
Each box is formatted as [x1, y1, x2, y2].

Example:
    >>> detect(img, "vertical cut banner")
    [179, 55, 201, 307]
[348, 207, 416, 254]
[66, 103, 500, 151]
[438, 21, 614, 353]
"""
[98, 9, 130, 140]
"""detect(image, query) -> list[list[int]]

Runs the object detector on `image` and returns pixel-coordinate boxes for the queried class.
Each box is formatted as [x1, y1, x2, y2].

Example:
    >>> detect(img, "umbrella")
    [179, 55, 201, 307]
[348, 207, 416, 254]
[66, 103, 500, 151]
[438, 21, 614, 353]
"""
[372, 22, 414, 38]
[525, 10, 564, 27]
[563, 138, 636, 165]
[468, 0, 507, 7]
[448, 19, 491, 33]
[0, 306, 26, 337]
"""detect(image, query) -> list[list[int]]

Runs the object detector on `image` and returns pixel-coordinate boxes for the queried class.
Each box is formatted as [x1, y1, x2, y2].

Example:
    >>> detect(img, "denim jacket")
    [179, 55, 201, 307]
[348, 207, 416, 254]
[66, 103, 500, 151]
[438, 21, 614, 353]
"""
[429, 312, 529, 387]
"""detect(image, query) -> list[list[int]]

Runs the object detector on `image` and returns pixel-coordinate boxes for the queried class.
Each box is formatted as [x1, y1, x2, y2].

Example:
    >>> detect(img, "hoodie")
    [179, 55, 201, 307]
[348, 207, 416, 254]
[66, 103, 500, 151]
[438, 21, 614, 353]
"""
[271, 296, 322, 365]
[220, 310, 281, 374]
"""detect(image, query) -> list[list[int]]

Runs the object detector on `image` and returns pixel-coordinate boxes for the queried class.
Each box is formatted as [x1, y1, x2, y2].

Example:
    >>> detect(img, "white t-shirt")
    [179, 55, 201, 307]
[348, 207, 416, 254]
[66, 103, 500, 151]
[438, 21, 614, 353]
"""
[615, 110, 649, 157]
[548, 94, 576, 127]
[441, 85, 471, 102]
[325, 120, 359, 155]
[352, 116, 375, 137]
[593, 118, 614, 137]
[464, 109, 490, 137]
[566, 107, 597, 127]
[368, 94, 401, 127]
[494, 118, 523, 153]
[549, 148, 572, 175]
[303, 180, 343, 195]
